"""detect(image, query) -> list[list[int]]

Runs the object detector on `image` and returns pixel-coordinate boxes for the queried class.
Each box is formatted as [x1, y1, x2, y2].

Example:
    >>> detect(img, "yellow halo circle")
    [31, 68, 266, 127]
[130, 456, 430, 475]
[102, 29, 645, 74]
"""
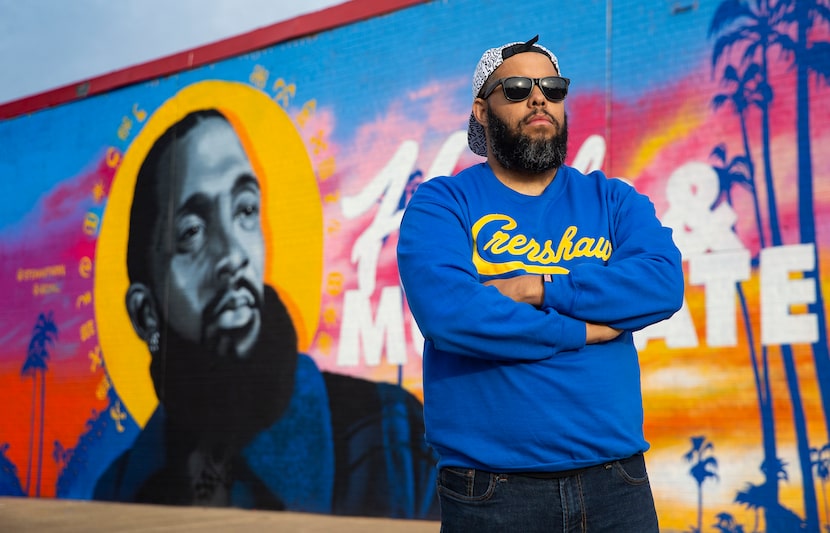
[95, 80, 322, 428]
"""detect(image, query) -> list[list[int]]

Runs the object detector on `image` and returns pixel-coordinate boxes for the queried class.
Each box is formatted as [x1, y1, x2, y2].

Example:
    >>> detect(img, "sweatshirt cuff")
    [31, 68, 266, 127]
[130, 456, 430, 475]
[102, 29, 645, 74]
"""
[542, 273, 576, 314]
[557, 314, 586, 351]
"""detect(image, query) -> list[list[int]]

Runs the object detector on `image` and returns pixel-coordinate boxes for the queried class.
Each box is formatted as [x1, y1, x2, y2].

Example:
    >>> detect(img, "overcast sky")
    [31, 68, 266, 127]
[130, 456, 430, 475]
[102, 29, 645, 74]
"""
[0, 0, 344, 105]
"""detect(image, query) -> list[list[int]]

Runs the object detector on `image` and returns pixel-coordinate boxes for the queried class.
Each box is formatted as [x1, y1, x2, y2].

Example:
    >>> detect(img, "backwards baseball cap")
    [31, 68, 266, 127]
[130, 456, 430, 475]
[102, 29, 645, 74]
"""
[467, 35, 562, 157]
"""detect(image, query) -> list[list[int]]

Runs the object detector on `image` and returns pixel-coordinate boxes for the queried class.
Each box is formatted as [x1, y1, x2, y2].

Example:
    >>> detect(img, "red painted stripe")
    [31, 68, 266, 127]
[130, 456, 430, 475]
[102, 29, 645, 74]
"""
[0, 0, 426, 120]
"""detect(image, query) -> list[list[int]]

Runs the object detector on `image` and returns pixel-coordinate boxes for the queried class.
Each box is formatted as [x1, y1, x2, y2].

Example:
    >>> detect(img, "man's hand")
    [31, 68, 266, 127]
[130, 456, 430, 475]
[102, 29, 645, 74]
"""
[586, 323, 623, 344]
[485, 276, 623, 343]
[484, 275, 544, 306]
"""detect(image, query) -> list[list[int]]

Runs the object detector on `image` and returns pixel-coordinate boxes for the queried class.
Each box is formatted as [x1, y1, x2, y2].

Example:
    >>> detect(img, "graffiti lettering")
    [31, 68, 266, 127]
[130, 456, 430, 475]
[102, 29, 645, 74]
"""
[338, 287, 407, 366]
[132, 103, 147, 123]
[272, 78, 296, 108]
[656, 163, 815, 348]
[570, 134, 607, 174]
[117, 116, 132, 141]
[17, 264, 66, 282]
[318, 156, 336, 181]
[249, 65, 269, 90]
[343, 140, 418, 296]
[88, 345, 102, 373]
[82, 212, 100, 236]
[662, 162, 744, 257]
[323, 305, 338, 326]
[688, 250, 751, 347]
[296, 99, 317, 128]
[92, 182, 105, 203]
[316, 331, 333, 356]
[78, 257, 92, 278]
[105, 147, 121, 168]
[326, 272, 344, 297]
[760, 244, 818, 346]
[75, 291, 92, 309]
[310, 131, 328, 155]
[335, 130, 822, 363]
[636, 245, 820, 351]
[95, 375, 109, 401]
[337, 132, 468, 366]
[326, 218, 341, 236]
[79, 320, 96, 343]
[109, 401, 127, 433]
[33, 283, 60, 296]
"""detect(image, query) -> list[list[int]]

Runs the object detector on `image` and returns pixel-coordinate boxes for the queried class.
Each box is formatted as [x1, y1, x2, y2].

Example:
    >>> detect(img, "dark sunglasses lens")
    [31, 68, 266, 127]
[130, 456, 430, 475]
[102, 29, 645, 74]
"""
[540, 77, 568, 101]
[502, 78, 533, 101]
[502, 77, 568, 101]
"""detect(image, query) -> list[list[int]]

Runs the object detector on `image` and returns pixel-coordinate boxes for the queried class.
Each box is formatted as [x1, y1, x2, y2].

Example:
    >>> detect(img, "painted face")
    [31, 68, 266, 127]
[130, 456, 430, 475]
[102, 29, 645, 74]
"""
[153, 116, 265, 359]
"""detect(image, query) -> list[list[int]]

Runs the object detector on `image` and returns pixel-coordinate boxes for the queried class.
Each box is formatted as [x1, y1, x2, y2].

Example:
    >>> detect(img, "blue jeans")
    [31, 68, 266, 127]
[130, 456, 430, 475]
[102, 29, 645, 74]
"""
[437, 454, 659, 532]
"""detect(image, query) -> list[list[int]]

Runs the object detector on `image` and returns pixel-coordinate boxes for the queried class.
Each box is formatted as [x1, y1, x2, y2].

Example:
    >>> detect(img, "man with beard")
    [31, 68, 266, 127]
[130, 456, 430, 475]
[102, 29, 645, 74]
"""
[397, 36, 684, 532]
[94, 109, 438, 519]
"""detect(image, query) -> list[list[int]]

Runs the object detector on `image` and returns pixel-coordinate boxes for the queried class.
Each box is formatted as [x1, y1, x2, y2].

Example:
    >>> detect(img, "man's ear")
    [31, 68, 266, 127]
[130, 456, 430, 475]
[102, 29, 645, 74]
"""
[472, 98, 489, 129]
[126, 283, 159, 343]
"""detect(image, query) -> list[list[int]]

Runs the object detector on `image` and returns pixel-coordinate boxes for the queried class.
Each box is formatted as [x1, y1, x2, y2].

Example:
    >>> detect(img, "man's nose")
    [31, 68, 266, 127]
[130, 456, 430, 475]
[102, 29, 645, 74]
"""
[212, 220, 249, 282]
[528, 83, 547, 106]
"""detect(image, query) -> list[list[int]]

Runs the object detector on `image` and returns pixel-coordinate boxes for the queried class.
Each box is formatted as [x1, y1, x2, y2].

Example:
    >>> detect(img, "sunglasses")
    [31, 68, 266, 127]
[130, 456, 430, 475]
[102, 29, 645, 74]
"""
[479, 76, 571, 102]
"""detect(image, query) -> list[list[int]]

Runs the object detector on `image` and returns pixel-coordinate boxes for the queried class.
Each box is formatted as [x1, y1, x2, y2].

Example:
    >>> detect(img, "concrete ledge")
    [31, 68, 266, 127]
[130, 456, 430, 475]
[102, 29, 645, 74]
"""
[0, 497, 440, 532]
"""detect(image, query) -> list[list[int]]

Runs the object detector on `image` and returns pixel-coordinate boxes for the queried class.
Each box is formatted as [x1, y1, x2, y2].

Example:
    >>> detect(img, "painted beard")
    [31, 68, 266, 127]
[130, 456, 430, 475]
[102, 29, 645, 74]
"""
[199, 275, 263, 360]
[486, 105, 568, 174]
[149, 284, 298, 448]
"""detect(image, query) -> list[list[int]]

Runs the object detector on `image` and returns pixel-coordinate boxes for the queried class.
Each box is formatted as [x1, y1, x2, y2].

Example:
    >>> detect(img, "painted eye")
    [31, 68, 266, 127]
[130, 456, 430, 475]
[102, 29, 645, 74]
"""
[235, 190, 261, 231]
[176, 216, 205, 252]
[240, 203, 258, 217]
[181, 224, 202, 239]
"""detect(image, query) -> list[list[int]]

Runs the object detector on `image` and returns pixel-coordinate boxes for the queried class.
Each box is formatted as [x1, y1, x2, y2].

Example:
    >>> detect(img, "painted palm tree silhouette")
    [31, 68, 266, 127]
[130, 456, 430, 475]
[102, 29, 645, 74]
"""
[735, 457, 799, 532]
[711, 66, 775, 478]
[710, 64, 788, 528]
[20, 311, 58, 497]
[714, 511, 746, 533]
[0, 443, 24, 496]
[55, 385, 130, 498]
[710, 1, 821, 529]
[736, 481, 767, 533]
[710, 0, 786, 246]
[810, 444, 830, 532]
[711, 63, 765, 240]
[685, 436, 720, 533]
[779, 0, 830, 479]
[710, 143, 786, 532]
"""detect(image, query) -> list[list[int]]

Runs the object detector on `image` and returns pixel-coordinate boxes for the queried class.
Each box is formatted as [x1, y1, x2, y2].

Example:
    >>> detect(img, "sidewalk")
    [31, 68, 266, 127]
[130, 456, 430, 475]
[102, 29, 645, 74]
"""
[0, 497, 441, 532]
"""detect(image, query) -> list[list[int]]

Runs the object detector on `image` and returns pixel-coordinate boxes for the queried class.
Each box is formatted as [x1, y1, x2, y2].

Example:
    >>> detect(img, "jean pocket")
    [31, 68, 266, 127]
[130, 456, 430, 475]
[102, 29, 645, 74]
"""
[612, 454, 650, 486]
[438, 467, 497, 502]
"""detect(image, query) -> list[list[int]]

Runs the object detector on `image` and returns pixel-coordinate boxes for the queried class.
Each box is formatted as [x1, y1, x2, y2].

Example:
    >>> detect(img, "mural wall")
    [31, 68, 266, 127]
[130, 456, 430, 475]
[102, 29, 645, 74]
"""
[0, 0, 828, 531]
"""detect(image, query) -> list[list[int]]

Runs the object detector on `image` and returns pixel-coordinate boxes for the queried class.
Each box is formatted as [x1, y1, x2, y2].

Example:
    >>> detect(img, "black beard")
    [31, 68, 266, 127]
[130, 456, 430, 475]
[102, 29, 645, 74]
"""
[149, 284, 299, 449]
[487, 105, 568, 174]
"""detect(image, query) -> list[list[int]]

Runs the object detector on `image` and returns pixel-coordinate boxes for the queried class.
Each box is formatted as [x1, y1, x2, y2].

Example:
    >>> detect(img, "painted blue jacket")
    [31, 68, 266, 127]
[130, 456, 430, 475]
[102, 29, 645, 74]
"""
[94, 354, 439, 518]
[397, 162, 684, 472]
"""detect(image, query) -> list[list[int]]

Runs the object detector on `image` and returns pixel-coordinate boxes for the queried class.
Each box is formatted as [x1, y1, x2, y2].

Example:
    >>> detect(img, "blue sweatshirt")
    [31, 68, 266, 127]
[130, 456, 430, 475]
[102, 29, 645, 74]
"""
[396, 162, 684, 472]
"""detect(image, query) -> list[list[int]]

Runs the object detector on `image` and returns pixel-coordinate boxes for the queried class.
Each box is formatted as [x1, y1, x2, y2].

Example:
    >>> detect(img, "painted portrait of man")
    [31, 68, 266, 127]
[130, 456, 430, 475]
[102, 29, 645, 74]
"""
[92, 87, 438, 518]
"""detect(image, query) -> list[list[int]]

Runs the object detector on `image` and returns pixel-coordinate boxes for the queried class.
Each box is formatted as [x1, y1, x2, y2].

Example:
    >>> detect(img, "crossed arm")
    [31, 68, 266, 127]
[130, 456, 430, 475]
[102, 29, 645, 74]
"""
[484, 276, 623, 344]
[397, 178, 683, 362]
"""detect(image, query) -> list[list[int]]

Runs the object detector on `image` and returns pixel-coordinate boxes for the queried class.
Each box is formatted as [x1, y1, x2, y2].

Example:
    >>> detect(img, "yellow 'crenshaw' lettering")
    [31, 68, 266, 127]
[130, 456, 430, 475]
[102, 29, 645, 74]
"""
[471, 214, 612, 276]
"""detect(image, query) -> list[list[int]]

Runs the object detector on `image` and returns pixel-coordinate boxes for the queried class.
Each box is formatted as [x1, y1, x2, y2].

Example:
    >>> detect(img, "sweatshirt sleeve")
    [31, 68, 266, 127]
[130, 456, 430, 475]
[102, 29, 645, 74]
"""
[397, 183, 586, 362]
[542, 180, 684, 331]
